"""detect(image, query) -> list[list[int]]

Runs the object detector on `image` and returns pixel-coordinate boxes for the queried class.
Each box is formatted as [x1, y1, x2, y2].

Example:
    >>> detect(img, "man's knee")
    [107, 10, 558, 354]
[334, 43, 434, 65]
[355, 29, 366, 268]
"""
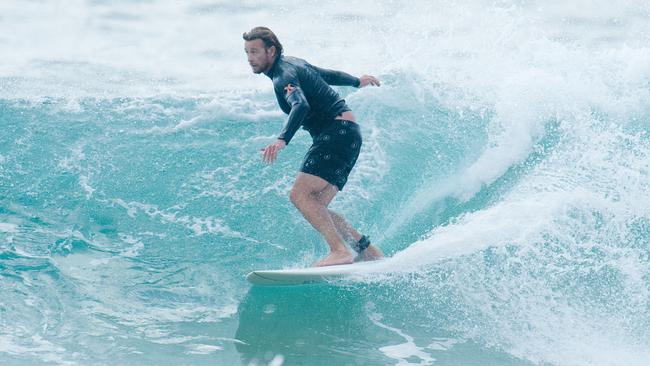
[291, 186, 323, 208]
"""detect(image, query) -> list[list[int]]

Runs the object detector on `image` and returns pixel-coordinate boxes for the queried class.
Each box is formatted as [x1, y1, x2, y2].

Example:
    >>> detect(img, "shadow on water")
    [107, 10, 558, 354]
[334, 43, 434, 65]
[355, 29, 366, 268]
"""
[235, 284, 392, 366]
[234, 281, 537, 366]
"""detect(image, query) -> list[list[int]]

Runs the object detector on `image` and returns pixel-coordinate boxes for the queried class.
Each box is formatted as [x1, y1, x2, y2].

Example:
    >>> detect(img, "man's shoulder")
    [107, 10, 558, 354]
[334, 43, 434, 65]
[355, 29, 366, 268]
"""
[272, 56, 309, 85]
[280, 56, 317, 76]
[281, 56, 308, 67]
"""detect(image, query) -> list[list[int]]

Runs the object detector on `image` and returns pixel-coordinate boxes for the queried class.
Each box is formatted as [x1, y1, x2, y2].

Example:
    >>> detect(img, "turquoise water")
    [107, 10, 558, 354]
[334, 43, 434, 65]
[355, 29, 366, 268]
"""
[2, 1, 650, 365]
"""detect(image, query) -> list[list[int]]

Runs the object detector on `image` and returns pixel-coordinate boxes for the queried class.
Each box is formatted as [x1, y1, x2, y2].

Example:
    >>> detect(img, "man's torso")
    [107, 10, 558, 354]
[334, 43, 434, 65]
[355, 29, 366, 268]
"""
[267, 56, 351, 137]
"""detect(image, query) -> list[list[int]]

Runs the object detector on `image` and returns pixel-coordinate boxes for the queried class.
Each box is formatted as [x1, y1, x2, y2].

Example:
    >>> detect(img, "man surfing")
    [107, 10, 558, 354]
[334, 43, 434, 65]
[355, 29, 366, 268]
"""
[243, 26, 383, 266]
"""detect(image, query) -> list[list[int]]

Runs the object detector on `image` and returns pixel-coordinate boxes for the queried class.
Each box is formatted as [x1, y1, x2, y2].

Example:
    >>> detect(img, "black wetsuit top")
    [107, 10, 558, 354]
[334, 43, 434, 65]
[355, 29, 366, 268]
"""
[264, 55, 360, 144]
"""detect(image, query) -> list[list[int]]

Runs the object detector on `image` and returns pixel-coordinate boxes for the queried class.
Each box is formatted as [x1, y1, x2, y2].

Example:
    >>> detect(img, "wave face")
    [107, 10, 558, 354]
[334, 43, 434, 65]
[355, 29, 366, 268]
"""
[2, 1, 650, 365]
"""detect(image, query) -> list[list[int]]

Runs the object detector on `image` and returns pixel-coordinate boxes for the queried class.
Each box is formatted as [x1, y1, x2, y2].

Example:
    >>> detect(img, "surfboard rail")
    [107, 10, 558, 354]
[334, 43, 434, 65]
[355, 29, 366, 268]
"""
[246, 260, 385, 286]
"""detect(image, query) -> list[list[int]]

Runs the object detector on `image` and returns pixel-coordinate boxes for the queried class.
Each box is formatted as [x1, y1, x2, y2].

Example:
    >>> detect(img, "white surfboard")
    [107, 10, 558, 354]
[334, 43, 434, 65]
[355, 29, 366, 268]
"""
[246, 260, 385, 286]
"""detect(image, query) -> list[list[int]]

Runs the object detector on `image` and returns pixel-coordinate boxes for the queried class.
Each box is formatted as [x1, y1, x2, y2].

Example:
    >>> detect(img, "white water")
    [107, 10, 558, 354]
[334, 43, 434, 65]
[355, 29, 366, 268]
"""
[2, 1, 650, 365]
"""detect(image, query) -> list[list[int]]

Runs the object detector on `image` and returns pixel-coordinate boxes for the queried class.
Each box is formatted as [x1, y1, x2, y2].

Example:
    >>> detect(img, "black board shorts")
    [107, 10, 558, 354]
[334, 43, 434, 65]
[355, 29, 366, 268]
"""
[300, 119, 362, 191]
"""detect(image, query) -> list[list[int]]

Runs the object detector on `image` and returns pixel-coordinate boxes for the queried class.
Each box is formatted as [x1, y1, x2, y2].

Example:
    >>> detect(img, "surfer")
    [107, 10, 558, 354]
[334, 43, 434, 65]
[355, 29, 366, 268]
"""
[243, 26, 384, 266]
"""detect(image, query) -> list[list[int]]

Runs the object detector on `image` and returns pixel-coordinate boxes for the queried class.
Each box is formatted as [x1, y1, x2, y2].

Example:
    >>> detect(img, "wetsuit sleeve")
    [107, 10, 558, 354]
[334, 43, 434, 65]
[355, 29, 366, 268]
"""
[277, 83, 311, 145]
[311, 65, 361, 87]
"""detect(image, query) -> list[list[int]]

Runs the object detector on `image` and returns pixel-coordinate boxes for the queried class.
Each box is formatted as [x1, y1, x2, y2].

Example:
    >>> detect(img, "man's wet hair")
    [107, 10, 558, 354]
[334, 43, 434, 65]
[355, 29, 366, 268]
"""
[243, 26, 283, 55]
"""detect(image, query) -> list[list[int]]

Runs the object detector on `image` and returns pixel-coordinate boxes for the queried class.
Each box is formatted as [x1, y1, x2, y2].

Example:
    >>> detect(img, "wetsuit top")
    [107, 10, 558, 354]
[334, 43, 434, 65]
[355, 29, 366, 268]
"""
[264, 55, 360, 145]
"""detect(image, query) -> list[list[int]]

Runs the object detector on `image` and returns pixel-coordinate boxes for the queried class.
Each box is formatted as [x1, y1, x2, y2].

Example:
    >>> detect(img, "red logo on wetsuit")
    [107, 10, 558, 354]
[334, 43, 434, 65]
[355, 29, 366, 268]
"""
[284, 84, 295, 95]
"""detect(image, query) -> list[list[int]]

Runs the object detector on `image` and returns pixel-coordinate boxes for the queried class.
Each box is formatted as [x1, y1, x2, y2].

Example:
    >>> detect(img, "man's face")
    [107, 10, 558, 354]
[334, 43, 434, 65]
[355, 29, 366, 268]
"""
[244, 39, 275, 74]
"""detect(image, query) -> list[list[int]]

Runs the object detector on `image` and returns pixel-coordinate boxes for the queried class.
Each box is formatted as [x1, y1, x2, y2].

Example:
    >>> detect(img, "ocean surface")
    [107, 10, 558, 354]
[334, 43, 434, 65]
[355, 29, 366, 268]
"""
[2, 1, 650, 365]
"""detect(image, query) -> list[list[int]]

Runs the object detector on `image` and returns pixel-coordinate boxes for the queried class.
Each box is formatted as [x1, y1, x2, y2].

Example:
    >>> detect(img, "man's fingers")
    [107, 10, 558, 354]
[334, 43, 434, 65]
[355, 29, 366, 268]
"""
[262, 146, 269, 163]
[267, 147, 275, 163]
[360, 75, 381, 87]
[262, 140, 285, 164]
[267, 149, 276, 163]
[261, 145, 277, 164]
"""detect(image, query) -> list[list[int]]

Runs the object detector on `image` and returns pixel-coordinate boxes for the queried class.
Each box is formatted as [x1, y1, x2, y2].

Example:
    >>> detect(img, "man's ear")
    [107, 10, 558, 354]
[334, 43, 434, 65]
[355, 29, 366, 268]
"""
[267, 45, 277, 58]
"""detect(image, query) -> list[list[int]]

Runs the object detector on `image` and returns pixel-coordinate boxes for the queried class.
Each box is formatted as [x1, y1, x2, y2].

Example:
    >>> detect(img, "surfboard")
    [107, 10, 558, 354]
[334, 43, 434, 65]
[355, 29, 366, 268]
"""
[246, 260, 384, 286]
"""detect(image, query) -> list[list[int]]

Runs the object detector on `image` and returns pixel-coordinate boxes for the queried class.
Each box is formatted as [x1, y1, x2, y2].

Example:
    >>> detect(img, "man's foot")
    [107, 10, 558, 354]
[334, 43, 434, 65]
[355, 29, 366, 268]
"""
[354, 245, 384, 262]
[314, 250, 354, 267]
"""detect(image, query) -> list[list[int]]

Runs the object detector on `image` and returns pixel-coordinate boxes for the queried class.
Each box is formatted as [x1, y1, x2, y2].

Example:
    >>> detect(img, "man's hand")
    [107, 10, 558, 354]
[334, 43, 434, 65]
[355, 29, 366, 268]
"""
[261, 139, 286, 164]
[359, 75, 381, 88]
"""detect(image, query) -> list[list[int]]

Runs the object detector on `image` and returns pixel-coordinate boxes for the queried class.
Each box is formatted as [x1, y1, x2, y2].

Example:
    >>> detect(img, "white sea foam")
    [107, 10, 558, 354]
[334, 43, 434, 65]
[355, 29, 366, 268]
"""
[110, 198, 270, 245]
[0, 333, 74, 366]
[0, 222, 18, 233]
[184, 343, 223, 355]
[3, 1, 650, 365]
[366, 302, 460, 366]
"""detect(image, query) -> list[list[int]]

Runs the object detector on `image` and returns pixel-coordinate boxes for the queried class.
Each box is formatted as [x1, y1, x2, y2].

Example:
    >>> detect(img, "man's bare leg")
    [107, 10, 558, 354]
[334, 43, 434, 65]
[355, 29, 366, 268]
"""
[315, 186, 384, 262]
[290, 173, 353, 266]
[328, 211, 384, 261]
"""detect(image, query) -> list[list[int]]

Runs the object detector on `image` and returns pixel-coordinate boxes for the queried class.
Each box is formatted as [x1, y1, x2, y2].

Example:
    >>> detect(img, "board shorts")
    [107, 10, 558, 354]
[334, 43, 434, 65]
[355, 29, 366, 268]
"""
[300, 119, 362, 191]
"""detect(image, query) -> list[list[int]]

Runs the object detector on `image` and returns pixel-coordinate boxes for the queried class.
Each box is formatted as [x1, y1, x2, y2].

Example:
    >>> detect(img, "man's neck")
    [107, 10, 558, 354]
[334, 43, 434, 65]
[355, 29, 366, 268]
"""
[263, 55, 281, 77]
